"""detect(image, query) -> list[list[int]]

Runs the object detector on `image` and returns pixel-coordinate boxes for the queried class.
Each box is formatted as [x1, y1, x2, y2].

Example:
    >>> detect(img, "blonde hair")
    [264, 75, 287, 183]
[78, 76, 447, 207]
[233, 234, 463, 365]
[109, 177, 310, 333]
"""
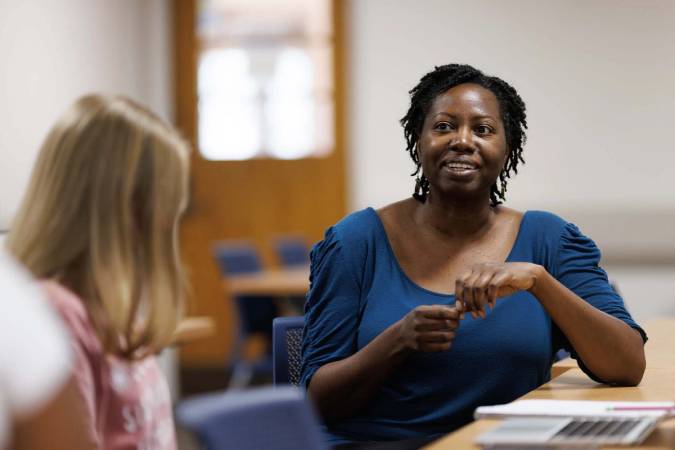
[7, 94, 190, 359]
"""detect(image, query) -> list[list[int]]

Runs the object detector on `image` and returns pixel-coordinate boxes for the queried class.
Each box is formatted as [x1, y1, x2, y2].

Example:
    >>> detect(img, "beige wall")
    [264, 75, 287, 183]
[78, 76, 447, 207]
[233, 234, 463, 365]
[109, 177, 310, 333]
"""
[0, 0, 172, 230]
[344, 0, 675, 316]
[345, 0, 675, 212]
[0, 0, 178, 396]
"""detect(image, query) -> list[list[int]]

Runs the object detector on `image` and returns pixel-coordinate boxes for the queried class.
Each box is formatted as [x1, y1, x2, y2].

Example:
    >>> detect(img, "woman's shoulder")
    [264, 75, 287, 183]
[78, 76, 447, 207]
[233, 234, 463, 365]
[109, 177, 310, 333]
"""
[376, 198, 415, 222]
[518, 209, 598, 257]
[324, 206, 382, 244]
[313, 205, 392, 268]
[521, 209, 571, 235]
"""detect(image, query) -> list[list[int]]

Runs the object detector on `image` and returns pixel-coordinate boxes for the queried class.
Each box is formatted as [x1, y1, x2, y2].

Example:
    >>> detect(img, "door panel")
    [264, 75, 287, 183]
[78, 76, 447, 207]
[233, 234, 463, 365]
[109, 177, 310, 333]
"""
[173, 0, 346, 366]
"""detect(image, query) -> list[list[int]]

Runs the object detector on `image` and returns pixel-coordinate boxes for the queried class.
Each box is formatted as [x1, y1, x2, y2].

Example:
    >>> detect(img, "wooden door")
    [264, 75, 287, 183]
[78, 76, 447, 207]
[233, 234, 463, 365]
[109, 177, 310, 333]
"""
[173, 0, 347, 367]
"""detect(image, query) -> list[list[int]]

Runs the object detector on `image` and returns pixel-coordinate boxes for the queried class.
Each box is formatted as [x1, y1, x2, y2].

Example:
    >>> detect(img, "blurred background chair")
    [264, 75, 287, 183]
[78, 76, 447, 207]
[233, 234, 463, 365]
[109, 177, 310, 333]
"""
[273, 316, 304, 386]
[273, 235, 310, 268]
[272, 235, 311, 314]
[213, 241, 279, 388]
[176, 385, 327, 450]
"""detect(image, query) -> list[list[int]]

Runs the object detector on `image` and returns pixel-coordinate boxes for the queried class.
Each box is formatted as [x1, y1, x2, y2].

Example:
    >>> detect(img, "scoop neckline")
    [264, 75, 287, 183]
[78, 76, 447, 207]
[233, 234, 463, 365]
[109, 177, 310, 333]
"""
[367, 207, 530, 298]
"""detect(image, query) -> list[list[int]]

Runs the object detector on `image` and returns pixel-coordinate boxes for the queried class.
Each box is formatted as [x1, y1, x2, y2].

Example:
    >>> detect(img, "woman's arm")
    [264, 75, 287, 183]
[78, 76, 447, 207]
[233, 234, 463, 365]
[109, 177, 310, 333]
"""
[308, 305, 460, 422]
[529, 266, 645, 385]
[455, 262, 645, 386]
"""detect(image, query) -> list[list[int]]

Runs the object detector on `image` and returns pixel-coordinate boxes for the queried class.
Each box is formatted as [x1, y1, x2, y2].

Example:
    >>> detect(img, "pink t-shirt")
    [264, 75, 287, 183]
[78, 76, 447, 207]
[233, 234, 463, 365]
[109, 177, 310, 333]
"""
[42, 281, 177, 450]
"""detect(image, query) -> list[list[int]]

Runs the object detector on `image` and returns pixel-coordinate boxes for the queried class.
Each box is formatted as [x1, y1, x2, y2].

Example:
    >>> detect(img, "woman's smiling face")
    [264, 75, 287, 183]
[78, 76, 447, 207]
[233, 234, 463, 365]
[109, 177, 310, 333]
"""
[418, 83, 508, 202]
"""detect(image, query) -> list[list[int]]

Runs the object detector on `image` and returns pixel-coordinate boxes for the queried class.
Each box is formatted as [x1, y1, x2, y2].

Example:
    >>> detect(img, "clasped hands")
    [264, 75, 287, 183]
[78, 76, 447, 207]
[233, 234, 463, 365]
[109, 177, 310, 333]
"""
[396, 262, 542, 352]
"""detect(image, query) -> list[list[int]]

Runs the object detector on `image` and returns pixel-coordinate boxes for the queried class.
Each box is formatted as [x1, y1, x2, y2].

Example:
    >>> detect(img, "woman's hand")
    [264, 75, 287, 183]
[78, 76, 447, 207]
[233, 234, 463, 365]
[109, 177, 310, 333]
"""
[455, 262, 543, 319]
[396, 305, 461, 352]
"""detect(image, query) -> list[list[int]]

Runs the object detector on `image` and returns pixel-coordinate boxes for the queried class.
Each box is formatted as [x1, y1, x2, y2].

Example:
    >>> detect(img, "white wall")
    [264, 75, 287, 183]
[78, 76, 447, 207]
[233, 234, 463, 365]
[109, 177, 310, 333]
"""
[345, 0, 675, 212]
[0, 0, 173, 230]
[345, 0, 675, 316]
[0, 0, 178, 397]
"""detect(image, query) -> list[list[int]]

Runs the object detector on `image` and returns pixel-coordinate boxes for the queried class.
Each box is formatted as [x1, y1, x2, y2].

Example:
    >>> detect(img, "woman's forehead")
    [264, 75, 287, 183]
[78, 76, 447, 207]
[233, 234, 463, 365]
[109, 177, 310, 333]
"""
[429, 83, 501, 118]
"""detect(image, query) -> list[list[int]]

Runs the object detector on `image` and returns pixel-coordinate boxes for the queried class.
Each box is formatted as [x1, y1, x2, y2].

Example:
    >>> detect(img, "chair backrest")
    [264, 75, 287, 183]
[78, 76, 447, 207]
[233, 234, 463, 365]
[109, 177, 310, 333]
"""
[273, 316, 304, 386]
[273, 236, 310, 268]
[212, 241, 277, 336]
[213, 241, 263, 275]
[176, 385, 327, 450]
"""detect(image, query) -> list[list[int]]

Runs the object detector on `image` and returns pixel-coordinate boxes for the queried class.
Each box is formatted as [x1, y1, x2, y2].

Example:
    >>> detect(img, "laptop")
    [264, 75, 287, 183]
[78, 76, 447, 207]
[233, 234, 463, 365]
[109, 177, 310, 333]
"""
[475, 416, 659, 448]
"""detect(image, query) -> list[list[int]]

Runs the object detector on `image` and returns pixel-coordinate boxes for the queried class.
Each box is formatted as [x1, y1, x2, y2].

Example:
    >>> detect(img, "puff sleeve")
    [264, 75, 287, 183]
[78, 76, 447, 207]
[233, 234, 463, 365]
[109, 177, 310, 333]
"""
[299, 226, 363, 390]
[551, 222, 647, 381]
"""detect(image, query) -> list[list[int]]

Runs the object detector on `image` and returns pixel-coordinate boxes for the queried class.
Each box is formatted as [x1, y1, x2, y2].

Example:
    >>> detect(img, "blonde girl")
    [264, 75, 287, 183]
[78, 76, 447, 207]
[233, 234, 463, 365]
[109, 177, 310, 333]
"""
[7, 94, 189, 450]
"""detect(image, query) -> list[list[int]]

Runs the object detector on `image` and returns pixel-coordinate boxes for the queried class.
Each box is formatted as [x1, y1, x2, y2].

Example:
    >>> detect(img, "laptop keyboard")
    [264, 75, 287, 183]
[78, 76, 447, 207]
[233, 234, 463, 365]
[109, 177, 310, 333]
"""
[476, 416, 657, 447]
[551, 418, 641, 442]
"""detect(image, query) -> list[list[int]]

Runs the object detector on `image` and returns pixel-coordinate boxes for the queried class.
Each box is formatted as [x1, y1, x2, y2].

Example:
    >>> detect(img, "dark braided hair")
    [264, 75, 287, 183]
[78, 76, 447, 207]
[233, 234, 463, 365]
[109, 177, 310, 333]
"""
[400, 64, 528, 206]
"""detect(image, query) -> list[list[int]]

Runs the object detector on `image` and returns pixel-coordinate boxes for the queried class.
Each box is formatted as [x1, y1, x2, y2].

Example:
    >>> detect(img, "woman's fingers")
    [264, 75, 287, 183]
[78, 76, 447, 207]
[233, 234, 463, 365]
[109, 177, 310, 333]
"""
[420, 342, 453, 352]
[456, 264, 509, 318]
[474, 271, 497, 316]
[416, 305, 460, 320]
[399, 305, 460, 353]
[403, 305, 462, 352]
[464, 271, 484, 318]
[415, 318, 459, 332]
[417, 331, 455, 351]
[419, 331, 456, 343]
[488, 270, 512, 301]
[454, 300, 465, 320]
[455, 270, 474, 316]
[457, 268, 487, 318]
[487, 277, 499, 309]
[414, 306, 460, 331]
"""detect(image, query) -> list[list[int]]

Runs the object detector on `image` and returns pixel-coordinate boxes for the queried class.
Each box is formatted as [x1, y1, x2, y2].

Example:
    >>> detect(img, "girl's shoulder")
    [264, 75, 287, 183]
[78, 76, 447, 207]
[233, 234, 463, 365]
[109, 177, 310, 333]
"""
[41, 281, 102, 354]
[41, 281, 88, 323]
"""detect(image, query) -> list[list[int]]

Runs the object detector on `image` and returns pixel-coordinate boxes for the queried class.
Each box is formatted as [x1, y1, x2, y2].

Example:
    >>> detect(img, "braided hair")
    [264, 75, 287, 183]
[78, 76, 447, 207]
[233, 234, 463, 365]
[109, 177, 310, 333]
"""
[400, 64, 528, 206]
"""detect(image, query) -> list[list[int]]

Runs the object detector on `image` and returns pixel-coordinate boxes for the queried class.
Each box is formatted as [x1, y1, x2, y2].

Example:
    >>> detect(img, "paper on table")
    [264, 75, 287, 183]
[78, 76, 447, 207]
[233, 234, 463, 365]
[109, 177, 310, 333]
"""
[475, 399, 675, 420]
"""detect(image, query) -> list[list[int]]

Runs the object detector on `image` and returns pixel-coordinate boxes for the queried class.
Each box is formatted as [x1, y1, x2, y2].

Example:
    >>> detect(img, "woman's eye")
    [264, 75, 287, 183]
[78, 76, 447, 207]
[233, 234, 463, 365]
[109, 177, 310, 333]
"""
[434, 122, 453, 131]
[475, 125, 493, 135]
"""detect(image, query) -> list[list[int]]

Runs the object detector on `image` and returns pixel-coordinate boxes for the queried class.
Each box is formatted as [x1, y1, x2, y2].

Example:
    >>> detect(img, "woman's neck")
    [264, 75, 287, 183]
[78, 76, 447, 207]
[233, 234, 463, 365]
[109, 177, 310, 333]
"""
[414, 194, 496, 239]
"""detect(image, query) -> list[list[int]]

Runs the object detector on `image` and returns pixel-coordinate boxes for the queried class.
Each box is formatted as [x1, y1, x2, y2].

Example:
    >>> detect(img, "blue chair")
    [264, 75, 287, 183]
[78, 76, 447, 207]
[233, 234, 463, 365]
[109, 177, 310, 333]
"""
[273, 236, 310, 268]
[273, 316, 304, 386]
[554, 349, 570, 362]
[213, 241, 279, 388]
[176, 385, 327, 450]
[272, 236, 310, 315]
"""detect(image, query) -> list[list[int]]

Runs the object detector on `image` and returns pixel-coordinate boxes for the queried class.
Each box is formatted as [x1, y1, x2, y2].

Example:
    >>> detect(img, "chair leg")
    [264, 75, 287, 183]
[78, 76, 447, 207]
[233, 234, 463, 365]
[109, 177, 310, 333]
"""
[228, 361, 253, 389]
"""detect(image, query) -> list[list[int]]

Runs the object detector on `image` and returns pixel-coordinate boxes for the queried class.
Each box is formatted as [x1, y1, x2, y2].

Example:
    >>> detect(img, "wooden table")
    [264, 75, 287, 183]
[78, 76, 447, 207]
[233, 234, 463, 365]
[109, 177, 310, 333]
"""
[638, 318, 675, 369]
[225, 267, 310, 297]
[425, 367, 675, 449]
[425, 318, 675, 449]
[172, 316, 216, 345]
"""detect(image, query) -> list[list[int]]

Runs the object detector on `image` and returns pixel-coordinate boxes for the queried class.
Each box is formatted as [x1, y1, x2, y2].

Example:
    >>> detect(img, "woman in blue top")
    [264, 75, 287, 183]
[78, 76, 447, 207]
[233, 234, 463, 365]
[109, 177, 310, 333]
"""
[300, 64, 647, 448]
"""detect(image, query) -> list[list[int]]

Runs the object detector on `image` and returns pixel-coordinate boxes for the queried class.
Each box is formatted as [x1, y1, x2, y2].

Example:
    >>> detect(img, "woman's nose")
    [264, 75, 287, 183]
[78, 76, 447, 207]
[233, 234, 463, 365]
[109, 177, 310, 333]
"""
[449, 126, 474, 151]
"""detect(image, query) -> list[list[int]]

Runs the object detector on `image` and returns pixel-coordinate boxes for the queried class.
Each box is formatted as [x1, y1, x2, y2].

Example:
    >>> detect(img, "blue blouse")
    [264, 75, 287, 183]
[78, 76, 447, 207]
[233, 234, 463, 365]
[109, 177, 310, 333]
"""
[300, 208, 646, 444]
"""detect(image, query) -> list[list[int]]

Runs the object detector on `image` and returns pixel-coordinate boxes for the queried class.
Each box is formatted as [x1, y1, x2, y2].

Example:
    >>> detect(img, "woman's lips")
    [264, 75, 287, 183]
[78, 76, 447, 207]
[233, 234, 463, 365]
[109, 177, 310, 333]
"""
[442, 161, 479, 178]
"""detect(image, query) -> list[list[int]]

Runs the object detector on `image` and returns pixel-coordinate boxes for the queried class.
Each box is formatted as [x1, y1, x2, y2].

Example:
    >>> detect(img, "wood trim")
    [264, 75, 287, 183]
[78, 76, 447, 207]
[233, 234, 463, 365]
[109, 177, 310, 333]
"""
[333, 0, 347, 207]
[172, 0, 348, 367]
[173, 0, 197, 144]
